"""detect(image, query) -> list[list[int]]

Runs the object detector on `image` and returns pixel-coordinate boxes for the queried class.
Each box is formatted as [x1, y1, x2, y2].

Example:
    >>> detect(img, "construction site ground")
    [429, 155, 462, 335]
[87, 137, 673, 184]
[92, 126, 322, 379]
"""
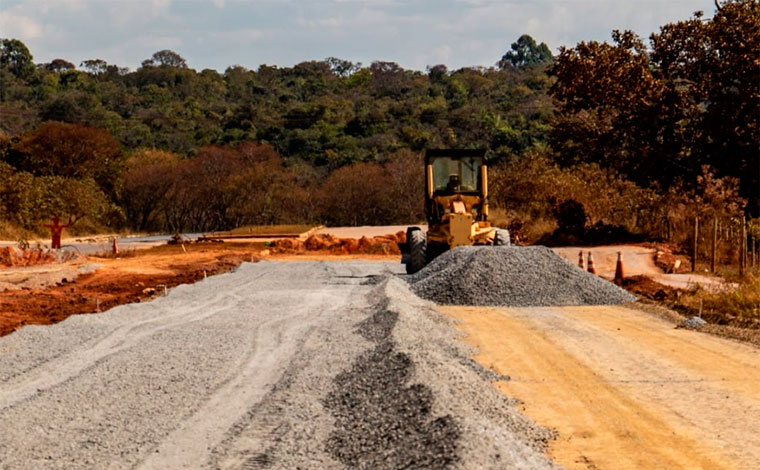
[1, 228, 758, 469]
[443, 305, 760, 470]
[0, 241, 399, 336]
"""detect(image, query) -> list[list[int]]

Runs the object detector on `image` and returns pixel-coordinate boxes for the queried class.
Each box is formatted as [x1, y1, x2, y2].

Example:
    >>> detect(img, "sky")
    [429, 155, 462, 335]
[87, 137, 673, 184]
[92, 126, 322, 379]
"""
[0, 0, 717, 72]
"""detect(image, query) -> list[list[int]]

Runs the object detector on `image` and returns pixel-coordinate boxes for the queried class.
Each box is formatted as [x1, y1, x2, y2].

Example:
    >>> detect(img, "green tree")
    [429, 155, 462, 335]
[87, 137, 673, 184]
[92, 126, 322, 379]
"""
[550, 30, 664, 182]
[80, 59, 108, 75]
[499, 34, 553, 69]
[44, 59, 76, 73]
[0, 38, 35, 78]
[143, 50, 188, 68]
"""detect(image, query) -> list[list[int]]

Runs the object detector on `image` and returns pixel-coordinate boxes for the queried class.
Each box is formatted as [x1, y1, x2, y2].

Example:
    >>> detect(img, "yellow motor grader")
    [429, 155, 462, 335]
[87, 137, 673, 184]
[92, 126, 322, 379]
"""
[402, 149, 510, 274]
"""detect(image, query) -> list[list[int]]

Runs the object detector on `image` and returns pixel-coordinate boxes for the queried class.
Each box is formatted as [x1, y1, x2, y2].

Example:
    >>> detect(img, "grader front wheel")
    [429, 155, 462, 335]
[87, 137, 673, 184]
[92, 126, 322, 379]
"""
[406, 229, 427, 274]
[493, 228, 511, 246]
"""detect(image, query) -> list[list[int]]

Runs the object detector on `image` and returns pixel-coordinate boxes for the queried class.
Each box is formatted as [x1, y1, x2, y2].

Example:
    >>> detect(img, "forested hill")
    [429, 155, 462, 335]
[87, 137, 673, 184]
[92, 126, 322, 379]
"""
[0, 0, 758, 239]
[0, 40, 553, 165]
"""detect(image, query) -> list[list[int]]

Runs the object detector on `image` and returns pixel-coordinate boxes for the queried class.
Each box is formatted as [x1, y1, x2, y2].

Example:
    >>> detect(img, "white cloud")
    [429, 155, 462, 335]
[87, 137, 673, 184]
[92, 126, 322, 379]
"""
[433, 44, 452, 62]
[212, 28, 264, 42]
[297, 16, 347, 28]
[133, 35, 183, 51]
[0, 12, 44, 39]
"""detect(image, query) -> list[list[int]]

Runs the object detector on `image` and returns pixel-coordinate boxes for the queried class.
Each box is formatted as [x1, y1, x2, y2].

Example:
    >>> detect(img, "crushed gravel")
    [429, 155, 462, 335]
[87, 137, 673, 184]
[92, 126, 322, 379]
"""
[680, 316, 708, 330]
[384, 277, 559, 469]
[409, 246, 636, 307]
[324, 303, 460, 469]
[321, 277, 558, 469]
[0, 263, 99, 291]
[1, 261, 561, 469]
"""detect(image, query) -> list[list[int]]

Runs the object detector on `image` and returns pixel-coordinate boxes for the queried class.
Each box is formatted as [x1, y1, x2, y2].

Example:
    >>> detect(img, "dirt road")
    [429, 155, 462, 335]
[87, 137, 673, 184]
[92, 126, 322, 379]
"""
[0, 261, 555, 469]
[553, 245, 729, 291]
[443, 305, 760, 470]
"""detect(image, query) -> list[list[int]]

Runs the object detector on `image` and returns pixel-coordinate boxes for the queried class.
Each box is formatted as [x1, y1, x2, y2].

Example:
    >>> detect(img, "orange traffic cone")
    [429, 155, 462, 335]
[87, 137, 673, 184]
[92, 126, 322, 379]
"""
[614, 251, 625, 284]
[578, 250, 585, 270]
[587, 251, 597, 275]
[112, 238, 119, 255]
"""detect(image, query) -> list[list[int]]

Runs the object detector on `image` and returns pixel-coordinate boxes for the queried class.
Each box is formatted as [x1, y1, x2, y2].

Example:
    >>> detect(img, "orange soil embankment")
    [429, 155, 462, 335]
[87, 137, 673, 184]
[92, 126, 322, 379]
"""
[1, 246, 59, 267]
[273, 232, 404, 255]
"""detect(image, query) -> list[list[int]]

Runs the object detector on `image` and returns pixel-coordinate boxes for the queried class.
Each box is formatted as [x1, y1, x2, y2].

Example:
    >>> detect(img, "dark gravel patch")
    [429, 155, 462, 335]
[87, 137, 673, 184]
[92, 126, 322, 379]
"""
[408, 246, 636, 307]
[324, 305, 460, 469]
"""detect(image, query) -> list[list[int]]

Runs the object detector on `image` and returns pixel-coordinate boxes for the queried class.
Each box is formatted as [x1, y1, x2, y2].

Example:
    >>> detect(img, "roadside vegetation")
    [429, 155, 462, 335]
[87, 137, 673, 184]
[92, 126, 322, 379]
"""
[689, 274, 760, 323]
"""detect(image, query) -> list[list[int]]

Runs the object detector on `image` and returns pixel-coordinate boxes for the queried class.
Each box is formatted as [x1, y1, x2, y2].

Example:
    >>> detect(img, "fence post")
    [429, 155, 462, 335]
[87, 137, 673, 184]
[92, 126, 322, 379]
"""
[667, 217, 672, 241]
[711, 217, 718, 273]
[740, 216, 747, 275]
[692, 216, 699, 273]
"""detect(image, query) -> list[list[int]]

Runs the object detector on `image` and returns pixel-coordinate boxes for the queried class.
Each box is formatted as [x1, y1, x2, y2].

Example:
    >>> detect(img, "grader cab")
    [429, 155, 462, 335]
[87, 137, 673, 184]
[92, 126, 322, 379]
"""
[403, 149, 510, 274]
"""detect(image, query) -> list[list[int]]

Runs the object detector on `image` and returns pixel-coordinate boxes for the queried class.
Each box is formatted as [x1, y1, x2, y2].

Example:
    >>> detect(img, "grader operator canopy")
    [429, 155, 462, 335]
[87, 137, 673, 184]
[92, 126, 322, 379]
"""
[429, 155, 482, 194]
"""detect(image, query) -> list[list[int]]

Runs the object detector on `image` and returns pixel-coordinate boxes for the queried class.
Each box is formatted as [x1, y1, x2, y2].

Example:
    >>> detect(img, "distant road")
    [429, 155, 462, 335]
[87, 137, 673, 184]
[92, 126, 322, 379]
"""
[553, 245, 731, 291]
[315, 225, 424, 238]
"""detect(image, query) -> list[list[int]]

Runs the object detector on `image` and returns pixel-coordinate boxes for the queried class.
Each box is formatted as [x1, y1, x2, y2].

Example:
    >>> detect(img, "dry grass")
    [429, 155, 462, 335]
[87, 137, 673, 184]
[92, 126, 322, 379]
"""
[632, 301, 760, 348]
[489, 208, 557, 245]
[624, 272, 760, 331]
[681, 273, 760, 322]
[0, 223, 44, 241]
[0, 220, 127, 242]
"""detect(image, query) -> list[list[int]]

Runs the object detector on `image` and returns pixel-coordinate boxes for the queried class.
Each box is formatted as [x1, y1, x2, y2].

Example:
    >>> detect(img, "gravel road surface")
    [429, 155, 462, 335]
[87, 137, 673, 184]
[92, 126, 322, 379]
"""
[0, 260, 555, 469]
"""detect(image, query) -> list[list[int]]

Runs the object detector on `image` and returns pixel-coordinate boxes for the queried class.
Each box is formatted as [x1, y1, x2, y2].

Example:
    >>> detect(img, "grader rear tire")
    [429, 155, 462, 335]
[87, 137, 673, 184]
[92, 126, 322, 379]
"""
[493, 228, 511, 246]
[406, 229, 427, 274]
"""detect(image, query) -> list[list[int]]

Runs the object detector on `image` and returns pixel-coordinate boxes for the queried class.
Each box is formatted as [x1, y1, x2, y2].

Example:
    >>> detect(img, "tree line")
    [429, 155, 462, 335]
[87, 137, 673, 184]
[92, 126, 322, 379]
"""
[0, 0, 757, 243]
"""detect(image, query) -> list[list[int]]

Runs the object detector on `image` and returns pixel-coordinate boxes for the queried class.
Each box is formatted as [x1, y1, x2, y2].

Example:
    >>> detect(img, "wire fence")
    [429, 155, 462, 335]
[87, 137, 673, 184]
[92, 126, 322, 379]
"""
[686, 215, 758, 275]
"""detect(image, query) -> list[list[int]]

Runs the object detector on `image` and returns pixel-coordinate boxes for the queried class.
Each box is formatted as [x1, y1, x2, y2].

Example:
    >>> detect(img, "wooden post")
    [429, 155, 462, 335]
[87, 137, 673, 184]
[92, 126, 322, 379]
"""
[666, 218, 672, 241]
[711, 217, 718, 273]
[692, 216, 699, 273]
[740, 216, 747, 275]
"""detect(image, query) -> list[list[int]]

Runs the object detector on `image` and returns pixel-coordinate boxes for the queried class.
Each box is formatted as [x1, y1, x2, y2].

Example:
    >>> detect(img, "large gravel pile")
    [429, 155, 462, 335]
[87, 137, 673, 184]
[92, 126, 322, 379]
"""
[409, 246, 635, 306]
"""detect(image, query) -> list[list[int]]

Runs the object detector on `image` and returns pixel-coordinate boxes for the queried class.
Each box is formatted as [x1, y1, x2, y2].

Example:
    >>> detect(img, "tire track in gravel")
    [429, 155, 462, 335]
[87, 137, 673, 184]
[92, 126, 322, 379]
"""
[1, 260, 562, 469]
[136, 289, 355, 469]
[0, 268, 268, 411]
